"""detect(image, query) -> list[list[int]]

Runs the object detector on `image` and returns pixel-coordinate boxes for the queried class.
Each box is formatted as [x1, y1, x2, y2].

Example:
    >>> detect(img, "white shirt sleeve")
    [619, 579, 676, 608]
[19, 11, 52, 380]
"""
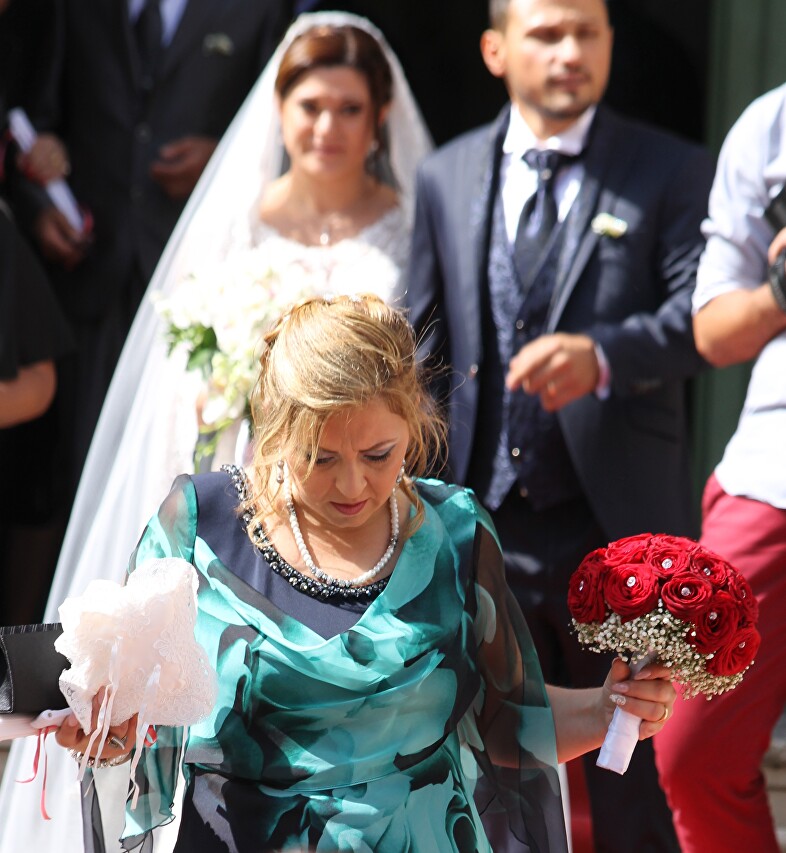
[693, 84, 786, 313]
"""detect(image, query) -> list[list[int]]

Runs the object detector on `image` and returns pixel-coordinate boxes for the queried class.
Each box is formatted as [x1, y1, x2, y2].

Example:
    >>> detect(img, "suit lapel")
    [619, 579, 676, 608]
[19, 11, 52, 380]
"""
[462, 107, 510, 362]
[159, 0, 215, 79]
[548, 106, 630, 329]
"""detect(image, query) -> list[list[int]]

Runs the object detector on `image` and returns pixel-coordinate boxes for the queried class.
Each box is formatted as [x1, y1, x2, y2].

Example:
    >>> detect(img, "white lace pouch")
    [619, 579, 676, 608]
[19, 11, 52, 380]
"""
[55, 558, 217, 802]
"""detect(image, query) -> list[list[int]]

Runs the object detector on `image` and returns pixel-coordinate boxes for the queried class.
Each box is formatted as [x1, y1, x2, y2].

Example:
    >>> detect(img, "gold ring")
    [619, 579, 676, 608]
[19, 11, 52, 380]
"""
[656, 705, 670, 724]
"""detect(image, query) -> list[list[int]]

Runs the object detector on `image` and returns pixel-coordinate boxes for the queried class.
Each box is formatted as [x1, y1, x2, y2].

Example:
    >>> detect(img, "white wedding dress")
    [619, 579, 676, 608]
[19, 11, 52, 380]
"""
[0, 11, 431, 852]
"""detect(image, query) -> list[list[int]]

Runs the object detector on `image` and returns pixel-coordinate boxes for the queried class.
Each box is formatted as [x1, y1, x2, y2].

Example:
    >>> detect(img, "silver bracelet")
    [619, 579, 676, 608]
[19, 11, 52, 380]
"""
[68, 748, 132, 769]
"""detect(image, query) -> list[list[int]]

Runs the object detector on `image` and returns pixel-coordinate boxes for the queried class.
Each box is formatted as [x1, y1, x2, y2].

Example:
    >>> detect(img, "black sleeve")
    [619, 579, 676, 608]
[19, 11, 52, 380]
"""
[0, 206, 73, 379]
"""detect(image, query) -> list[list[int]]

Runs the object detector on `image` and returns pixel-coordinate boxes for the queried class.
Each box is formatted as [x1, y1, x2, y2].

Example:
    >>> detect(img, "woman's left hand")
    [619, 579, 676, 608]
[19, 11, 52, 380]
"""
[602, 657, 676, 740]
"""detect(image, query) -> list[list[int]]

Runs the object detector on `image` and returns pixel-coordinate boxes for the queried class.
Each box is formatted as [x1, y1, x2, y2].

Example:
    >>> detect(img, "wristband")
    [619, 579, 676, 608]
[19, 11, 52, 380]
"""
[768, 250, 786, 313]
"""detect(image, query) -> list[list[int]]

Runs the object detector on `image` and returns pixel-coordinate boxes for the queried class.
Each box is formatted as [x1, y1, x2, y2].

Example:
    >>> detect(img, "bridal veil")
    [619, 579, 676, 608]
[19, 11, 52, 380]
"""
[0, 12, 432, 851]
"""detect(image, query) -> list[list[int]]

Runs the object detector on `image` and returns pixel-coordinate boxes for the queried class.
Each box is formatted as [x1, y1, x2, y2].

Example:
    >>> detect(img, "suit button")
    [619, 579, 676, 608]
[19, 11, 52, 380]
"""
[515, 319, 525, 331]
[135, 123, 151, 143]
[468, 363, 479, 379]
[511, 447, 521, 458]
[519, 487, 529, 498]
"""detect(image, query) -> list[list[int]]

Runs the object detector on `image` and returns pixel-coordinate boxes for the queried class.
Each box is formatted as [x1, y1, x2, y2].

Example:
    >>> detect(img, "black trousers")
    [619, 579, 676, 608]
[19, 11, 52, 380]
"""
[489, 489, 680, 853]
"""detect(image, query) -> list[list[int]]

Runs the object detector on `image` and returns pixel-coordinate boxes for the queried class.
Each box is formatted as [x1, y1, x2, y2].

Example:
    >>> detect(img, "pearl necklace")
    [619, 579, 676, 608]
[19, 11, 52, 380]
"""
[284, 478, 399, 588]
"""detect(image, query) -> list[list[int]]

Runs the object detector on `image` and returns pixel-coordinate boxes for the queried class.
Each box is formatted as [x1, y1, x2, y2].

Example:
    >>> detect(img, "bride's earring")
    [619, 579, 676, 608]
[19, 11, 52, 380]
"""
[395, 461, 405, 488]
[366, 137, 381, 175]
[276, 459, 285, 484]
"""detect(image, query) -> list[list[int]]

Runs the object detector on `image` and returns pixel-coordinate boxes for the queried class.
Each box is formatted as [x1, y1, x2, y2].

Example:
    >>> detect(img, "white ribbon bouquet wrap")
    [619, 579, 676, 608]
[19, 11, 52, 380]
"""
[596, 650, 657, 773]
[55, 558, 217, 804]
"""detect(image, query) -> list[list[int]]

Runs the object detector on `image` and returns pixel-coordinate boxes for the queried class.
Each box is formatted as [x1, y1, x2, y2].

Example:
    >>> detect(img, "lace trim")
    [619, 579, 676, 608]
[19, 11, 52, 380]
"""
[222, 465, 388, 602]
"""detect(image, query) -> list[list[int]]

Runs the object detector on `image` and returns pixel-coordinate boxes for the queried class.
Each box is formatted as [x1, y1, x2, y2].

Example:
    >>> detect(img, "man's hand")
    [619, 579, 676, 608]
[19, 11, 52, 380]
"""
[506, 333, 600, 412]
[149, 136, 218, 199]
[768, 226, 786, 264]
[34, 206, 91, 269]
[17, 133, 70, 185]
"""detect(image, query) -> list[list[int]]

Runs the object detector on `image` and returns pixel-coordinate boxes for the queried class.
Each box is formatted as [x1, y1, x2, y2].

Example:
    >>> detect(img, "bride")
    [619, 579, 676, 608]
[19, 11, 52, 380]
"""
[0, 11, 431, 852]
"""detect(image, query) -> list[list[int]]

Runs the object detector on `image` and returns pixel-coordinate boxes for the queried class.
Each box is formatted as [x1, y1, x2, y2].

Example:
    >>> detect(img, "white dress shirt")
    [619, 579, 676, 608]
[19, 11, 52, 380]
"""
[693, 81, 786, 507]
[499, 104, 595, 243]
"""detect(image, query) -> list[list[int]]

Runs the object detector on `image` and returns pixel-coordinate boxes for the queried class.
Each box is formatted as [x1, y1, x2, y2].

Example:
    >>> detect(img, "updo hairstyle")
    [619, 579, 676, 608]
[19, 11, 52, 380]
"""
[248, 294, 445, 537]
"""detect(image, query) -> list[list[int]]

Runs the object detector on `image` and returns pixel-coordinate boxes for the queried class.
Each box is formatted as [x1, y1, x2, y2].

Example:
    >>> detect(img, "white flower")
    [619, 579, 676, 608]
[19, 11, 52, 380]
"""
[153, 248, 315, 436]
[591, 212, 628, 239]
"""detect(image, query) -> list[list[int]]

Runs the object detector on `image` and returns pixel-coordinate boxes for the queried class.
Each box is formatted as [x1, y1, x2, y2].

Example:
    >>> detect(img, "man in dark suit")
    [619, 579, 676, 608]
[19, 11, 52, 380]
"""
[8, 0, 291, 505]
[406, 0, 713, 849]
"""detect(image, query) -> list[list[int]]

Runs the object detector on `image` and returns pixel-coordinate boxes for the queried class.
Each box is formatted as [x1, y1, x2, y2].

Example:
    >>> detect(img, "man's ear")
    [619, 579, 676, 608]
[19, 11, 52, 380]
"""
[480, 29, 506, 79]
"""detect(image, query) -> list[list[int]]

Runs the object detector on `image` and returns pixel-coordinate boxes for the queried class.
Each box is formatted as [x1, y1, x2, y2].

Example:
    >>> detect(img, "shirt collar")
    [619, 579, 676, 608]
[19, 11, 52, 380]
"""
[502, 105, 596, 159]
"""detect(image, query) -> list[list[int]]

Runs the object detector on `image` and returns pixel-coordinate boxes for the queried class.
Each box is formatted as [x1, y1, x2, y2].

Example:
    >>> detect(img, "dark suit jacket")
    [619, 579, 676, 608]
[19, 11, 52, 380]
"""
[12, 0, 290, 319]
[406, 104, 714, 541]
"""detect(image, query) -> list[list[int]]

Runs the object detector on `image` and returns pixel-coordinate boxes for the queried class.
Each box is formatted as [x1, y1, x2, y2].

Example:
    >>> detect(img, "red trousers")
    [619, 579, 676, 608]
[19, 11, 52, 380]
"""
[654, 474, 786, 852]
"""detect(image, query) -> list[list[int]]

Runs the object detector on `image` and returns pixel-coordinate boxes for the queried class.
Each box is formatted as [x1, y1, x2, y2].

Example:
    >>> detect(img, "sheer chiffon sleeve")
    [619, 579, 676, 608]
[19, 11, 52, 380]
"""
[461, 502, 569, 852]
[119, 476, 198, 851]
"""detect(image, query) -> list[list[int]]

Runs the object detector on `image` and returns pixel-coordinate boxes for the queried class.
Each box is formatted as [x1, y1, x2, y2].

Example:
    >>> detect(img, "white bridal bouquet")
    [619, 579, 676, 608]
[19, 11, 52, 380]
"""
[154, 247, 316, 450]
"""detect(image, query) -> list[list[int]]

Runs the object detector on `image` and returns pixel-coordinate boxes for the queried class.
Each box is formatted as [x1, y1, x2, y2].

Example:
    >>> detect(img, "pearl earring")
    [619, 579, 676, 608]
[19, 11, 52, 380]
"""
[276, 459, 285, 484]
[395, 462, 405, 487]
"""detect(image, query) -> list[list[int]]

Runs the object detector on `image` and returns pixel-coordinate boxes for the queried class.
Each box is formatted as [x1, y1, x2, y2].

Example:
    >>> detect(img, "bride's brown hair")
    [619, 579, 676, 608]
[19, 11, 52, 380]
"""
[275, 25, 393, 149]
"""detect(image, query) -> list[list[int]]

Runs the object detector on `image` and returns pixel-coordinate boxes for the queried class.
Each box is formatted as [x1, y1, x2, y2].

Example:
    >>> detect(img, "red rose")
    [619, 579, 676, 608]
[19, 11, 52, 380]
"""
[687, 591, 740, 653]
[568, 549, 607, 623]
[690, 547, 731, 587]
[661, 572, 714, 621]
[603, 562, 660, 622]
[604, 533, 652, 567]
[647, 534, 697, 578]
[726, 570, 759, 625]
[707, 626, 761, 676]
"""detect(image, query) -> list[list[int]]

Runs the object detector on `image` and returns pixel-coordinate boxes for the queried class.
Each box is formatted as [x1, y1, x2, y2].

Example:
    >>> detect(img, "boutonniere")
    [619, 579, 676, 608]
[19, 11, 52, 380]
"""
[591, 212, 628, 239]
[202, 33, 235, 57]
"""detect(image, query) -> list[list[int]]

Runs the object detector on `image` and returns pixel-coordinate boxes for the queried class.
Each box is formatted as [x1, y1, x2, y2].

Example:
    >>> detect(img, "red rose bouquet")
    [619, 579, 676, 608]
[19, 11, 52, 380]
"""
[568, 533, 760, 773]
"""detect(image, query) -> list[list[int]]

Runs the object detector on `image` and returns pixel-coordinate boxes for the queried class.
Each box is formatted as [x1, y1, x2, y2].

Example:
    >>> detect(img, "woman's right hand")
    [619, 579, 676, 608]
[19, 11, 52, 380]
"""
[55, 690, 137, 761]
[17, 133, 70, 185]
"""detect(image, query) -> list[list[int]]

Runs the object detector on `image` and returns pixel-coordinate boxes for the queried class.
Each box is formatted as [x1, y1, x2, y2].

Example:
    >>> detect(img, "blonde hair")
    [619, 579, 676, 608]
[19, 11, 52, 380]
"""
[247, 294, 445, 537]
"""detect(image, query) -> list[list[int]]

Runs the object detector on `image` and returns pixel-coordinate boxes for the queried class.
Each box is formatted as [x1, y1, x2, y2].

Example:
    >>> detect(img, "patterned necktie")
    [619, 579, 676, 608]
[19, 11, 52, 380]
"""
[134, 0, 163, 90]
[513, 148, 574, 281]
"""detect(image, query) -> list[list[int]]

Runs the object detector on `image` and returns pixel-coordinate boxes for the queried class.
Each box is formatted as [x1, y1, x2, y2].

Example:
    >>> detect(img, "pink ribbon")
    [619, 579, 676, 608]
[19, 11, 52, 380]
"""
[16, 725, 58, 820]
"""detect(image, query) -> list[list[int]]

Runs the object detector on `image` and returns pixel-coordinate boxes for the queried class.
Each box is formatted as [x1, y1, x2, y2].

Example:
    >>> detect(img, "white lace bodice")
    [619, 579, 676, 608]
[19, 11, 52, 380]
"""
[240, 206, 410, 306]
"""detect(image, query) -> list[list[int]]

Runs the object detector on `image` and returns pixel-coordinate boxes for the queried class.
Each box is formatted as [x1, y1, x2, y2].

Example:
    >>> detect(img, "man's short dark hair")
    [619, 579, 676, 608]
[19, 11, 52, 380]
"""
[489, 0, 609, 30]
[489, 0, 509, 30]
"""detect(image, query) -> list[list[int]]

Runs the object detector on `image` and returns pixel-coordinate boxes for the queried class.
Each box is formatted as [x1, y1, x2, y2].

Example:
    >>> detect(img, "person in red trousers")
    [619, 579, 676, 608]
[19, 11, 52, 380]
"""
[655, 82, 786, 852]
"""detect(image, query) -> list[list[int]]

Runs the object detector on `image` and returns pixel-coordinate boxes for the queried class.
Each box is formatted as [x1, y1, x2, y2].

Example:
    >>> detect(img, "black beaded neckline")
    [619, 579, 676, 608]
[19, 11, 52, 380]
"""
[222, 465, 389, 602]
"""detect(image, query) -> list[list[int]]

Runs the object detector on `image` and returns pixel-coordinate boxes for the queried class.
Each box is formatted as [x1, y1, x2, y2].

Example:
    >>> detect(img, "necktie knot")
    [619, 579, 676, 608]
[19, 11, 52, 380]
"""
[522, 148, 573, 185]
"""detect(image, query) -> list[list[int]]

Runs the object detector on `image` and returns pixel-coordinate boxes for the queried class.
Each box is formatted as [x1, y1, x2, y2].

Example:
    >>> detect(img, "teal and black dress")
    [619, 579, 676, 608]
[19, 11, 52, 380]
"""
[118, 469, 567, 852]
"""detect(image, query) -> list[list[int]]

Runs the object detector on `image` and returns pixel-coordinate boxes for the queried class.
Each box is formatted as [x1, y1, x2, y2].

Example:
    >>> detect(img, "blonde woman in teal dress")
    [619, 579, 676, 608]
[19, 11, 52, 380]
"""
[57, 295, 676, 852]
